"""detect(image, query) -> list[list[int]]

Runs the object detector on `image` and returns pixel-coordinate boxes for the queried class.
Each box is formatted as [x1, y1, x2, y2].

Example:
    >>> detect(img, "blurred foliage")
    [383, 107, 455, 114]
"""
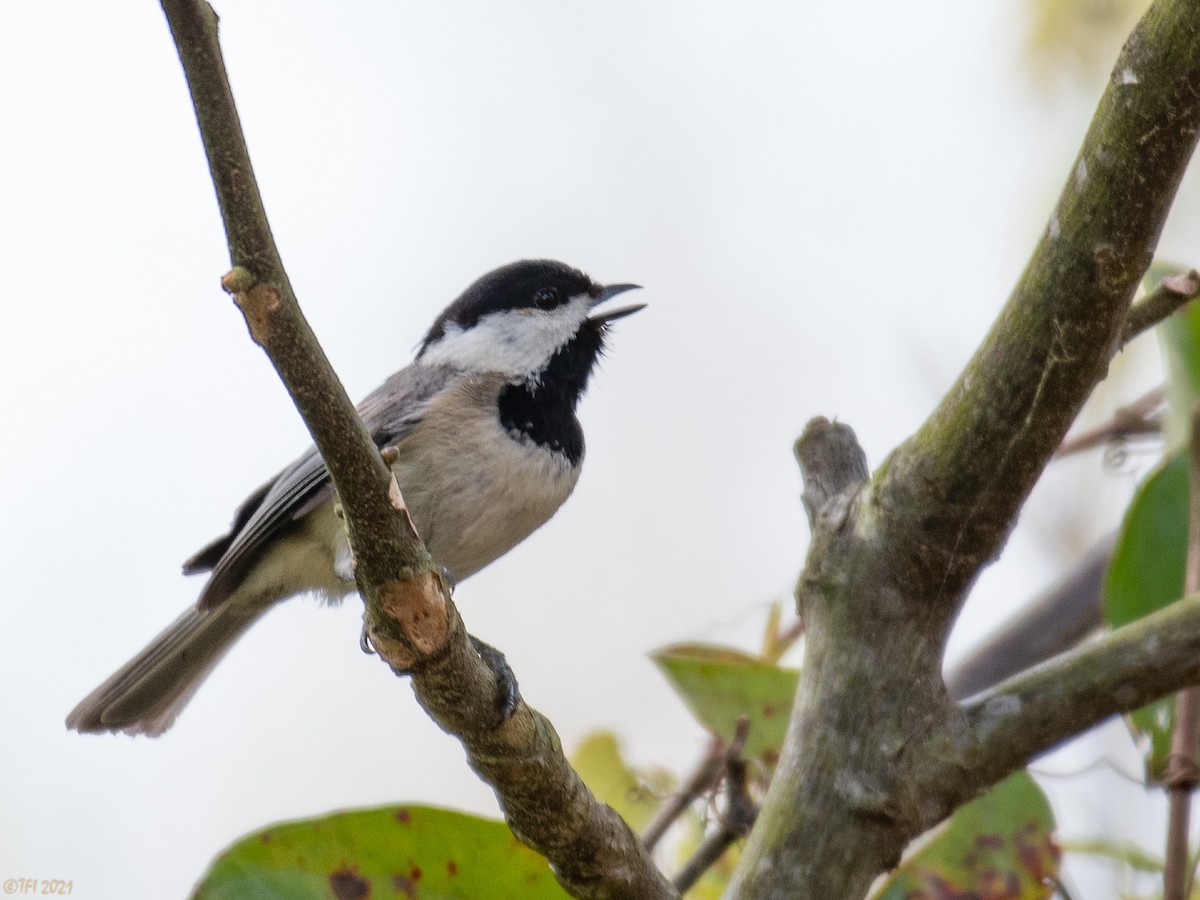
[870, 772, 1060, 900]
[652, 641, 799, 767]
[1066, 837, 1200, 899]
[1025, 0, 1151, 84]
[192, 804, 570, 900]
[570, 730, 671, 834]
[1104, 450, 1186, 780]
[1103, 264, 1200, 781]
[1062, 837, 1164, 874]
[653, 613, 1065, 899]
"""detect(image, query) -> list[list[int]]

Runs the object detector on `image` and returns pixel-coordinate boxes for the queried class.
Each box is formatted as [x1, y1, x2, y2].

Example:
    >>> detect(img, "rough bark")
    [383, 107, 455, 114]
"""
[726, 2, 1200, 896]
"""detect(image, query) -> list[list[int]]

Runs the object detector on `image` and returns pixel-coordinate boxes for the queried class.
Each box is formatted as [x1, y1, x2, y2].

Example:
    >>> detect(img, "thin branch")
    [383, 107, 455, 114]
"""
[159, 3, 673, 898]
[161, 1, 429, 619]
[1122, 271, 1200, 346]
[642, 718, 751, 853]
[672, 757, 758, 894]
[1164, 700, 1200, 896]
[771, 617, 806, 658]
[959, 591, 1200, 787]
[759, 603, 805, 664]
[641, 737, 724, 853]
[1163, 406, 1200, 900]
[1057, 386, 1165, 457]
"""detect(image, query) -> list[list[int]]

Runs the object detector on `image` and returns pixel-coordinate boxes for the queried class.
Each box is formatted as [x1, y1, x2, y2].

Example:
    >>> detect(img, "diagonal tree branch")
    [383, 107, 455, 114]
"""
[727, 3, 1200, 898]
[159, 3, 673, 898]
[957, 592, 1200, 789]
[881, 6, 1200, 618]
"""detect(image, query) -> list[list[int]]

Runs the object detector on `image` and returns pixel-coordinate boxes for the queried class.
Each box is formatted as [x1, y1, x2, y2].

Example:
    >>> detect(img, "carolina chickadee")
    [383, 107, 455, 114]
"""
[67, 259, 643, 736]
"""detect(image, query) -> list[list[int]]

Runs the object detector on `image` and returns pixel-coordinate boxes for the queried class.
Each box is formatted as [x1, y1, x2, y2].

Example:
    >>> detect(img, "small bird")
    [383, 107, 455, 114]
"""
[67, 259, 643, 736]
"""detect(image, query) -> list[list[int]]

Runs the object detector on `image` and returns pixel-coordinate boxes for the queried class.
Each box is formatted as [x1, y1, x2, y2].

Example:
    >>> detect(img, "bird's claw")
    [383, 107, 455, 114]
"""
[469, 635, 521, 723]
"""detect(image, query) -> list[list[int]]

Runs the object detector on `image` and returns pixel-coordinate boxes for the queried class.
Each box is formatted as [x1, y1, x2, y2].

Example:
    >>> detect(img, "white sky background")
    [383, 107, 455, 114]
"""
[2, 2, 1197, 897]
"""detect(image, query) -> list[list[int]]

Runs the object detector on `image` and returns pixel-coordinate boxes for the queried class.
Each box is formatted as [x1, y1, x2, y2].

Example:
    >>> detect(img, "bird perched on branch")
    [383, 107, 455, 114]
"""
[67, 259, 643, 736]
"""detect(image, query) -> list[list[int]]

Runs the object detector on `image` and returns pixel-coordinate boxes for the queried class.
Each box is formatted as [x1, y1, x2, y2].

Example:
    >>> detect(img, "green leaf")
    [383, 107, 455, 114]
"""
[652, 643, 799, 765]
[870, 772, 1059, 900]
[1104, 449, 1188, 782]
[1106, 451, 1188, 629]
[1098, 261, 1199, 781]
[570, 730, 666, 834]
[192, 804, 570, 900]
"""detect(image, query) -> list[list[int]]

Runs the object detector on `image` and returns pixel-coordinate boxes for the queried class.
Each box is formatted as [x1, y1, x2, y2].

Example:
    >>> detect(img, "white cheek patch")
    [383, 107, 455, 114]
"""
[420, 293, 593, 379]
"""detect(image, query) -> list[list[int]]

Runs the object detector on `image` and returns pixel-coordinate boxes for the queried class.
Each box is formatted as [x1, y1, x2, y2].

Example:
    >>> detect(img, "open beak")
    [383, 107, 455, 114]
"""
[590, 283, 645, 324]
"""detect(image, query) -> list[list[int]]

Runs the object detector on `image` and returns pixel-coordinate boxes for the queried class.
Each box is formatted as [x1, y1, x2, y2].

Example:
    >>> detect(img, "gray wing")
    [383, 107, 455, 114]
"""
[186, 364, 455, 610]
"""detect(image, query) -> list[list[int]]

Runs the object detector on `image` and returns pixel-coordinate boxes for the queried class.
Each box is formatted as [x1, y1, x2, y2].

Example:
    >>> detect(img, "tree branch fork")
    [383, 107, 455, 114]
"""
[162, 0, 1200, 896]
[727, 2, 1200, 895]
[740, 416, 1200, 894]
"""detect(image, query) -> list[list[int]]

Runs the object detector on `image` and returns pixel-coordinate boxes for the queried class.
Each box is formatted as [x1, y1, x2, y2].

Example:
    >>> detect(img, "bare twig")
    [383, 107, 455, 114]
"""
[1163, 406, 1200, 900]
[773, 617, 806, 653]
[1122, 271, 1200, 346]
[1057, 386, 1165, 457]
[642, 719, 751, 853]
[672, 752, 758, 893]
[158, 3, 674, 898]
[641, 737, 724, 853]
[760, 603, 805, 665]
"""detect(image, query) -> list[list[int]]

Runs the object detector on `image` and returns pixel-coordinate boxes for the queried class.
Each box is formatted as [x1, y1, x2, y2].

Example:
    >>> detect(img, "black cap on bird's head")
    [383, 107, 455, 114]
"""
[416, 260, 644, 385]
[419, 260, 643, 353]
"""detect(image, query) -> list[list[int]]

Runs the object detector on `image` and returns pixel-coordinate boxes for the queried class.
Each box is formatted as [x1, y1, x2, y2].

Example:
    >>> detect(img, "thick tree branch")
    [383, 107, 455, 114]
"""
[727, 3, 1200, 898]
[159, 3, 673, 898]
[880, 4, 1200, 616]
[959, 592, 1200, 787]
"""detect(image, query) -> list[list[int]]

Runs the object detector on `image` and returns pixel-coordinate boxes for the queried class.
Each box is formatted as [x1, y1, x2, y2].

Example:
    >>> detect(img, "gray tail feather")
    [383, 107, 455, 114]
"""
[66, 602, 262, 737]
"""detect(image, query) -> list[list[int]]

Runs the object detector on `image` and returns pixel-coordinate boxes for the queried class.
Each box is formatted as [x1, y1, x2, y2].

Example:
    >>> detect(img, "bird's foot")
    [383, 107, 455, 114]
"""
[469, 634, 521, 723]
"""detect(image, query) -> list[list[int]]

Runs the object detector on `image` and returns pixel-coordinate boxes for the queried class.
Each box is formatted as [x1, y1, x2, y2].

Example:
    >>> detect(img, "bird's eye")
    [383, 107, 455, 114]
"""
[532, 287, 560, 310]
